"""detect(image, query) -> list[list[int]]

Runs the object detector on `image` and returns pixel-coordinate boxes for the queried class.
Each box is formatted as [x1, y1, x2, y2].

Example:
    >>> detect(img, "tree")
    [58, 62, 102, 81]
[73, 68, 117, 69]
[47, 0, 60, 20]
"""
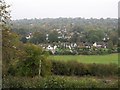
[29, 32, 46, 44]
[72, 25, 84, 33]
[1, 0, 27, 76]
[70, 32, 79, 43]
[48, 31, 59, 43]
[0, 0, 11, 27]
[87, 30, 104, 43]
[16, 44, 51, 77]
[1, 0, 13, 76]
[107, 40, 113, 49]
[108, 31, 118, 46]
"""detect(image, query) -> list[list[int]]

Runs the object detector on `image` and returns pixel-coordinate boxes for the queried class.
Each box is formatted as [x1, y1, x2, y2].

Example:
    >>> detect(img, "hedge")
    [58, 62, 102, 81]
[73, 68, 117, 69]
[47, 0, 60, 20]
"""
[51, 60, 118, 77]
[2, 76, 118, 88]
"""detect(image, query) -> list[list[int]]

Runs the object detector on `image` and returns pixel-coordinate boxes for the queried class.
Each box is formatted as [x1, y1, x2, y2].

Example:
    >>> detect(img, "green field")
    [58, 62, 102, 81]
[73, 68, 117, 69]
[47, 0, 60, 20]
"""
[49, 53, 118, 64]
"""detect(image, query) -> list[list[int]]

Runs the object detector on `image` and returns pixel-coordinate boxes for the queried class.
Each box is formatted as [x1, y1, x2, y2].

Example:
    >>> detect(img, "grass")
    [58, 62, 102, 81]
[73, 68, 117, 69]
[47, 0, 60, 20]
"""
[49, 53, 118, 64]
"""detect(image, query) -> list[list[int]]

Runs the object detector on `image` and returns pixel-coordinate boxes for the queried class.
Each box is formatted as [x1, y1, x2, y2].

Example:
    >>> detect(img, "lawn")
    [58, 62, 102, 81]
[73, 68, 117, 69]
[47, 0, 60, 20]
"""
[49, 53, 118, 64]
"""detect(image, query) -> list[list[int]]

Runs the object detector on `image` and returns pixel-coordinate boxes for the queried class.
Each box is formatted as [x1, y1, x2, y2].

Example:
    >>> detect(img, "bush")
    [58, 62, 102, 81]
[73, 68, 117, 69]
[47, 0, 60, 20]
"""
[41, 59, 52, 77]
[88, 63, 118, 77]
[7, 44, 52, 77]
[2, 76, 44, 88]
[117, 47, 120, 53]
[64, 78, 104, 88]
[43, 76, 65, 88]
[51, 61, 69, 75]
[51, 60, 118, 77]
[2, 76, 118, 88]
[77, 47, 115, 55]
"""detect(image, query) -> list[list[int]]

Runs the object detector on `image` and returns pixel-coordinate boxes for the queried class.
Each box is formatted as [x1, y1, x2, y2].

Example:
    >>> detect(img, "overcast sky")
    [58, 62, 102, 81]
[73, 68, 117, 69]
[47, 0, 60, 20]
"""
[5, 0, 119, 20]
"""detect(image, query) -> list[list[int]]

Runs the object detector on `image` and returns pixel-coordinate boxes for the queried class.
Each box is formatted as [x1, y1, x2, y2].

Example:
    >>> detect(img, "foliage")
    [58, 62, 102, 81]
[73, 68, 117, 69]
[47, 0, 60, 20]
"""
[2, 76, 118, 88]
[48, 31, 59, 43]
[1, 1, 119, 89]
[55, 49, 74, 55]
[43, 76, 65, 88]
[87, 30, 105, 43]
[0, 0, 11, 26]
[2, 76, 44, 88]
[41, 57, 52, 77]
[2, 31, 29, 76]
[12, 18, 118, 46]
[29, 32, 46, 44]
[51, 60, 118, 77]
[78, 47, 118, 55]
[10, 43, 52, 77]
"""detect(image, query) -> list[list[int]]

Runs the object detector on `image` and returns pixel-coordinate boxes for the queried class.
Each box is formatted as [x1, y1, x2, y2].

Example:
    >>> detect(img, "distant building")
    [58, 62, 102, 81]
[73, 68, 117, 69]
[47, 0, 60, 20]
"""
[46, 45, 57, 54]
[26, 35, 31, 39]
[93, 42, 106, 48]
[93, 42, 97, 47]
[26, 33, 32, 39]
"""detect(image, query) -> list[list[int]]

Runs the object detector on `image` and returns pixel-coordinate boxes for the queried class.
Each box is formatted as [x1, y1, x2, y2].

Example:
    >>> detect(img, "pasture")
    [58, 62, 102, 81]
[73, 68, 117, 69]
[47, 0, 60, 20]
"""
[49, 53, 118, 64]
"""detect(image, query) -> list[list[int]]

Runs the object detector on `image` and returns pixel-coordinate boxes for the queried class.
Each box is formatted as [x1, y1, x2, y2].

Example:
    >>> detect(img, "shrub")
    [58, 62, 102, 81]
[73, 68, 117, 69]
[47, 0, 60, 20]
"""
[7, 44, 52, 77]
[88, 63, 118, 77]
[51, 60, 69, 75]
[43, 76, 65, 88]
[2, 76, 44, 88]
[41, 59, 52, 77]
[51, 60, 118, 77]
[117, 47, 120, 53]
[2, 76, 118, 88]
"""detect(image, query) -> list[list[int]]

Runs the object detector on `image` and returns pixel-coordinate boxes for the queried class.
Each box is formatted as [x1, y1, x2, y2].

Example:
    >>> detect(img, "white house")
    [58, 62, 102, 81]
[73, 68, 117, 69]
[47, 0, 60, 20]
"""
[93, 42, 97, 47]
[46, 45, 57, 54]
[68, 45, 72, 50]
[26, 33, 32, 39]
[74, 43, 77, 47]
[46, 45, 53, 50]
[26, 35, 31, 39]
[54, 45, 57, 49]
[93, 42, 103, 48]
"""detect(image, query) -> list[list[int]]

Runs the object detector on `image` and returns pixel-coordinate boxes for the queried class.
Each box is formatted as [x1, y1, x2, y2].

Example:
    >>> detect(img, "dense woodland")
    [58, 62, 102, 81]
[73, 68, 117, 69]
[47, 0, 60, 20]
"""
[12, 18, 118, 44]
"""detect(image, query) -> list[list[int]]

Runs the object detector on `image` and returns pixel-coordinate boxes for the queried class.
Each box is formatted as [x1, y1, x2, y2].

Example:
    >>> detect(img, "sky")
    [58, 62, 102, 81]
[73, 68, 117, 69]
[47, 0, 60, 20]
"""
[5, 0, 119, 20]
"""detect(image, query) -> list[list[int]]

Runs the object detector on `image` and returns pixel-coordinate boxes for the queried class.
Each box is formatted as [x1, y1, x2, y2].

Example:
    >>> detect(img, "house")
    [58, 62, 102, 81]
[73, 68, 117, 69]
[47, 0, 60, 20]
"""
[46, 34, 49, 40]
[46, 45, 57, 54]
[54, 45, 57, 49]
[93, 42, 106, 48]
[74, 43, 77, 47]
[46, 45, 53, 50]
[26, 35, 31, 39]
[26, 33, 32, 39]
[93, 42, 97, 47]
[68, 45, 72, 50]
